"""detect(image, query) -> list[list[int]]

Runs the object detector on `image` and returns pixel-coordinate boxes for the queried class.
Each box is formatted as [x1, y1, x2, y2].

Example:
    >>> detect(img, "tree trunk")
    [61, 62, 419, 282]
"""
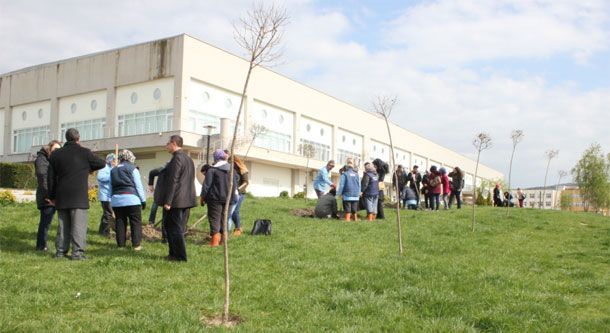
[541, 158, 552, 209]
[382, 115, 403, 255]
[471, 149, 481, 232]
[506, 146, 516, 216]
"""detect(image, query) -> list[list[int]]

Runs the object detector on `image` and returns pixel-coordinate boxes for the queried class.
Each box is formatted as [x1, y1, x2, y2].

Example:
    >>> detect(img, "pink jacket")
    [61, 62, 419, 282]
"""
[441, 174, 450, 195]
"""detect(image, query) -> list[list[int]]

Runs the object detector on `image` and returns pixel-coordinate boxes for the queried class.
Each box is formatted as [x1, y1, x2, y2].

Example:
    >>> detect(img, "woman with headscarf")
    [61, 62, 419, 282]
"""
[110, 149, 146, 250]
[34, 140, 61, 251]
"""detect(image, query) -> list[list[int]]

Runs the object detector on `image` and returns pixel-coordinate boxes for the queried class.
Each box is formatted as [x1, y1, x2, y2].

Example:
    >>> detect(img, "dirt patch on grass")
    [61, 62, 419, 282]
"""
[142, 224, 162, 241]
[291, 208, 315, 217]
[201, 314, 243, 328]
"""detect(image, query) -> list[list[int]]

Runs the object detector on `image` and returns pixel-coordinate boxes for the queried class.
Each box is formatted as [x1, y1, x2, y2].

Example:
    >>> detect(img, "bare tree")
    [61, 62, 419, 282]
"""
[372, 95, 404, 255]
[554, 169, 567, 208]
[244, 123, 268, 159]
[471, 133, 492, 232]
[298, 143, 316, 200]
[215, 3, 287, 325]
[541, 150, 559, 209]
[506, 130, 524, 215]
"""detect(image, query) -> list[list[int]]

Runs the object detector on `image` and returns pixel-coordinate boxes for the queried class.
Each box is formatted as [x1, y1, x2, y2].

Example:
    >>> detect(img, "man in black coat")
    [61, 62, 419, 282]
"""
[158, 135, 196, 261]
[48, 128, 105, 260]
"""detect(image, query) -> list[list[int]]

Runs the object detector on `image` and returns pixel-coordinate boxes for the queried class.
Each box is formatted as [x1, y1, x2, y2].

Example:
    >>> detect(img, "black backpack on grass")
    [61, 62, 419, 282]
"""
[251, 219, 272, 235]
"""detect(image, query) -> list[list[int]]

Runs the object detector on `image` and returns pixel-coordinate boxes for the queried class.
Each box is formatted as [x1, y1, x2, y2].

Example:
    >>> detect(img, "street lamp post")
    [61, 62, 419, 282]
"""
[204, 125, 216, 164]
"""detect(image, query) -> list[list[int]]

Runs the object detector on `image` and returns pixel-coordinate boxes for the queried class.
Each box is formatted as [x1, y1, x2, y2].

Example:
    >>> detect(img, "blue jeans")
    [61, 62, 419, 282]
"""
[449, 190, 462, 209]
[430, 193, 440, 210]
[230, 194, 246, 229]
[148, 201, 159, 224]
[36, 206, 55, 250]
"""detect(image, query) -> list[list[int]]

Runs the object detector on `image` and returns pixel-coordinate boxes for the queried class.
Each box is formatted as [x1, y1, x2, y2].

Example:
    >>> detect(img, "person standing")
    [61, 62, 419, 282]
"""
[448, 166, 465, 209]
[439, 167, 451, 209]
[493, 184, 503, 207]
[372, 159, 389, 219]
[159, 135, 196, 261]
[110, 150, 146, 250]
[392, 165, 407, 208]
[97, 153, 116, 236]
[406, 165, 422, 208]
[147, 166, 165, 225]
[34, 140, 61, 251]
[428, 166, 442, 211]
[337, 158, 360, 221]
[201, 150, 238, 247]
[517, 188, 525, 208]
[361, 162, 379, 221]
[230, 155, 249, 236]
[48, 128, 105, 260]
[313, 160, 335, 198]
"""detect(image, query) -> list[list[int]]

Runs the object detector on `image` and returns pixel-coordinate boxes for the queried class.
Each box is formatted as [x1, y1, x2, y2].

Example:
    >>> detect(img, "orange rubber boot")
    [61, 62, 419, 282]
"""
[233, 228, 242, 236]
[344, 213, 351, 221]
[210, 233, 221, 247]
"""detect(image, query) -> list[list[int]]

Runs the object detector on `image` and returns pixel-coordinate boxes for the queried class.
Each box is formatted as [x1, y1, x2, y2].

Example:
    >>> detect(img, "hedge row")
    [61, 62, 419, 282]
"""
[0, 162, 36, 189]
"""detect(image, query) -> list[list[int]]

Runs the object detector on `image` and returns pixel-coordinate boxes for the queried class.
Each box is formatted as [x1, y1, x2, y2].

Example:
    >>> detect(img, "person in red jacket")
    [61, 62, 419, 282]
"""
[439, 167, 451, 210]
[428, 165, 442, 211]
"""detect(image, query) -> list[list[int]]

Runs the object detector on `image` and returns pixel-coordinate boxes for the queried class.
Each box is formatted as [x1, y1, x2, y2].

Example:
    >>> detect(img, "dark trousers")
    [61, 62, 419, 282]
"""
[165, 208, 189, 261]
[98, 201, 114, 235]
[207, 202, 226, 235]
[148, 202, 159, 224]
[343, 200, 358, 214]
[36, 206, 55, 250]
[449, 190, 462, 209]
[430, 193, 440, 210]
[376, 190, 385, 219]
[113, 205, 142, 247]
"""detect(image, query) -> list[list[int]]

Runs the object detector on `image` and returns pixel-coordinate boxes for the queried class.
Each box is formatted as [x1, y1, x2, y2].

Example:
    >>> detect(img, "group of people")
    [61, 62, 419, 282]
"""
[312, 158, 467, 219]
[493, 184, 526, 208]
[35, 129, 198, 262]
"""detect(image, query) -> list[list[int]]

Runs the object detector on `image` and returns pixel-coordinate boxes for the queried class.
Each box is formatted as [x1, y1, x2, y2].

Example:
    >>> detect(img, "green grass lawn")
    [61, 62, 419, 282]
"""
[1, 198, 608, 332]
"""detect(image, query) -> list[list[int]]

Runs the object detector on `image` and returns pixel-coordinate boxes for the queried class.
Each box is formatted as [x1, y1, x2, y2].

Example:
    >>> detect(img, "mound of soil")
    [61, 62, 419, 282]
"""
[291, 208, 315, 217]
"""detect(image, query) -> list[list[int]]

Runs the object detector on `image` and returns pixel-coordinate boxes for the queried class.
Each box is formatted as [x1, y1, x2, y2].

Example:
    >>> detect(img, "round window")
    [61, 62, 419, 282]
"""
[153, 88, 161, 100]
[38, 108, 43, 119]
[70, 103, 77, 113]
[130, 92, 138, 104]
[320, 128, 324, 136]
[278, 115, 284, 124]
[306, 124, 311, 132]
[352, 139, 356, 146]
[382, 148, 385, 154]
[202, 91, 210, 102]
[342, 135, 346, 143]
[91, 100, 98, 111]
[225, 98, 232, 108]
[21, 111, 27, 121]
[261, 109, 268, 119]
[373, 145, 377, 152]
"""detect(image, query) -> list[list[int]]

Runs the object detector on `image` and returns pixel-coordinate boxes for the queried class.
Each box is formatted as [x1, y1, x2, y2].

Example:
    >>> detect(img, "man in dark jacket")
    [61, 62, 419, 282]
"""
[34, 140, 61, 251]
[406, 165, 422, 208]
[158, 135, 196, 261]
[200, 149, 238, 247]
[48, 128, 105, 260]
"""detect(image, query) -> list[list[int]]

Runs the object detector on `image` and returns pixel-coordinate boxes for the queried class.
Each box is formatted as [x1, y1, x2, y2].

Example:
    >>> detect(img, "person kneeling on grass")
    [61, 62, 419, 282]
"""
[337, 158, 361, 222]
[315, 186, 339, 219]
[361, 162, 379, 221]
[403, 187, 418, 210]
[110, 150, 146, 251]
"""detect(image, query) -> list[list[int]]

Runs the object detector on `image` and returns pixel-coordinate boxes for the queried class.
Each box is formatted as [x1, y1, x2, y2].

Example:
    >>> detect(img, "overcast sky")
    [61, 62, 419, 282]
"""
[1, 0, 609, 187]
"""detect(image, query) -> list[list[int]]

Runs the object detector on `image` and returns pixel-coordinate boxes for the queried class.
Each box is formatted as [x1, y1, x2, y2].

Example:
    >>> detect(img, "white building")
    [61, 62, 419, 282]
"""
[521, 184, 579, 210]
[0, 34, 503, 197]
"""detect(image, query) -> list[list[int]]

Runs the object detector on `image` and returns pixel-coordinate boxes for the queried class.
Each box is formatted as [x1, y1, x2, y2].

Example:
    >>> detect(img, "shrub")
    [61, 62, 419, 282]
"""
[293, 191, 305, 199]
[88, 187, 98, 202]
[0, 162, 36, 189]
[279, 191, 289, 198]
[0, 190, 16, 206]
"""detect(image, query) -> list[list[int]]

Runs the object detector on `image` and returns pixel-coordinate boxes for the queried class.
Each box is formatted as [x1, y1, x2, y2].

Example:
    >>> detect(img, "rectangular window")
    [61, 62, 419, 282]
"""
[118, 109, 174, 136]
[546, 193, 552, 198]
[529, 193, 535, 198]
[336, 149, 362, 166]
[13, 126, 50, 153]
[546, 201, 552, 207]
[60, 118, 106, 142]
[299, 139, 330, 161]
[255, 129, 292, 153]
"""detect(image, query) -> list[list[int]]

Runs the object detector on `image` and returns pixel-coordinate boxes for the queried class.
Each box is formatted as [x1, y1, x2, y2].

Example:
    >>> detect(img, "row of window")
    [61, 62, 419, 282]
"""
[299, 139, 331, 162]
[12, 109, 174, 153]
[528, 193, 553, 198]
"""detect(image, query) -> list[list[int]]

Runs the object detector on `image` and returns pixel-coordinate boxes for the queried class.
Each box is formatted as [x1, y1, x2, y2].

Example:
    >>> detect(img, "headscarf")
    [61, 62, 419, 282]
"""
[118, 149, 136, 164]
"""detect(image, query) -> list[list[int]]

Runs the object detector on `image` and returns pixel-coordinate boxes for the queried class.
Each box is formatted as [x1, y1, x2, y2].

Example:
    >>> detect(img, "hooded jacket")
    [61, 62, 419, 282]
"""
[34, 148, 52, 208]
[200, 161, 238, 204]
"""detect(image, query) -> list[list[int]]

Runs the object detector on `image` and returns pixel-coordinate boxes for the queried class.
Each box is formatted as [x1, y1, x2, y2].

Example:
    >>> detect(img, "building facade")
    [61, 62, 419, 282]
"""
[0, 34, 503, 197]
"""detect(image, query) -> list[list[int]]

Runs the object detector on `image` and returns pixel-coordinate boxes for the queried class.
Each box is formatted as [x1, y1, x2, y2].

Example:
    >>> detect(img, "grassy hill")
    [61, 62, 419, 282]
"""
[0, 198, 608, 332]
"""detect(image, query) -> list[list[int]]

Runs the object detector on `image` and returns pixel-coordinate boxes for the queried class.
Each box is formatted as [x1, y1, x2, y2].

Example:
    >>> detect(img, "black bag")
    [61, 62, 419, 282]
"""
[251, 219, 272, 235]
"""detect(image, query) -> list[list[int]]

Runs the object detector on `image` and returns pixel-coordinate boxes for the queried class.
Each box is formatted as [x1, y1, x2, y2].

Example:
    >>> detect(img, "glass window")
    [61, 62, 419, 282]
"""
[118, 109, 174, 136]
[299, 138, 330, 161]
[336, 149, 361, 165]
[61, 118, 106, 141]
[13, 126, 50, 153]
[255, 129, 292, 153]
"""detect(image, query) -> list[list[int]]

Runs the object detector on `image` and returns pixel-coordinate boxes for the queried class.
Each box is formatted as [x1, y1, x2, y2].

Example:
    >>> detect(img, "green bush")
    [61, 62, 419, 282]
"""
[292, 191, 305, 199]
[0, 162, 36, 189]
[279, 191, 289, 198]
[0, 190, 16, 205]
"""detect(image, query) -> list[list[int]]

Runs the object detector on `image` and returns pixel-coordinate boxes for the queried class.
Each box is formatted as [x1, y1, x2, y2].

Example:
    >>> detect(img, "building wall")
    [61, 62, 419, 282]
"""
[249, 162, 292, 197]
[0, 108, 4, 155]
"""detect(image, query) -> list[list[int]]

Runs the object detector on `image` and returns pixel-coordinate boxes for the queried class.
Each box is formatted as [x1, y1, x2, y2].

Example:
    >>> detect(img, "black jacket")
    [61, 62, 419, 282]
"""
[200, 162, 238, 204]
[148, 167, 164, 186]
[48, 141, 105, 209]
[34, 148, 52, 208]
[157, 149, 196, 208]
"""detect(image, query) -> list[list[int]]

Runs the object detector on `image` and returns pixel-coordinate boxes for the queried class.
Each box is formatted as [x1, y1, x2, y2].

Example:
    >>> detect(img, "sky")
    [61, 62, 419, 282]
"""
[1, 0, 609, 187]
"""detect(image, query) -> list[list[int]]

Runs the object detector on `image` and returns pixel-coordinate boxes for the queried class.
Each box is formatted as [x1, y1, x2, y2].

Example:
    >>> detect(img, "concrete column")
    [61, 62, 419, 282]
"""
[0, 76, 10, 155]
[293, 112, 301, 155]
[331, 124, 337, 163]
[220, 117, 231, 148]
[49, 97, 59, 140]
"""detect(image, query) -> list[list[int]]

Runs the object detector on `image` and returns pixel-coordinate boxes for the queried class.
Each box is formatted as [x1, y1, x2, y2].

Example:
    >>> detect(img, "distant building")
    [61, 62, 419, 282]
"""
[521, 183, 608, 216]
[0, 34, 503, 197]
